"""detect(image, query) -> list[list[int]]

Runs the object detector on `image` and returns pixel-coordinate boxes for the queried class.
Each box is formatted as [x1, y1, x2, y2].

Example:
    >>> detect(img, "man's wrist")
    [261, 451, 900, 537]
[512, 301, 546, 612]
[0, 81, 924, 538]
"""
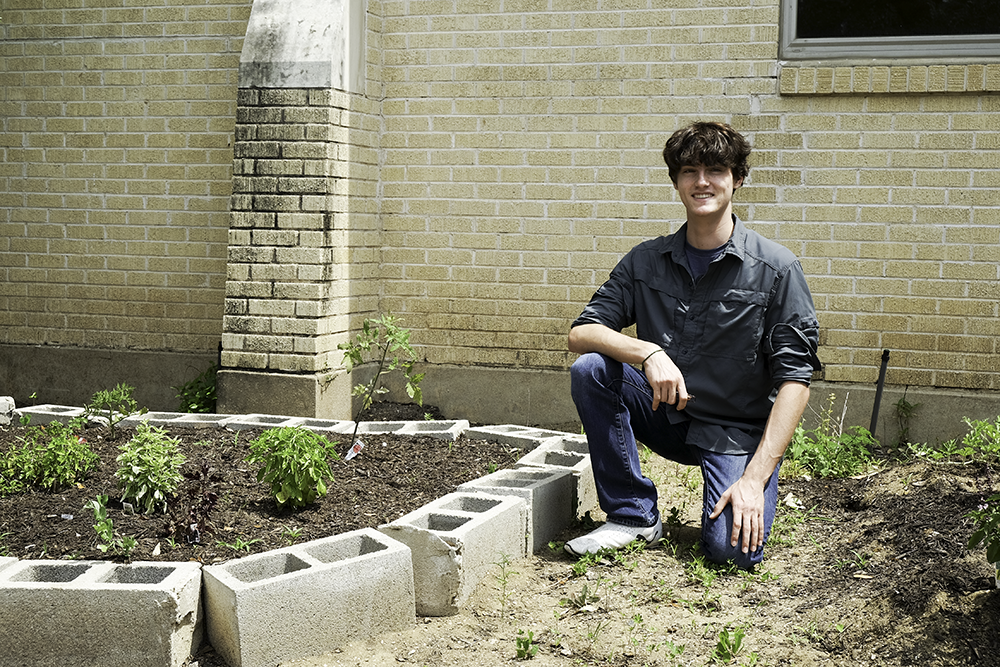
[641, 347, 665, 368]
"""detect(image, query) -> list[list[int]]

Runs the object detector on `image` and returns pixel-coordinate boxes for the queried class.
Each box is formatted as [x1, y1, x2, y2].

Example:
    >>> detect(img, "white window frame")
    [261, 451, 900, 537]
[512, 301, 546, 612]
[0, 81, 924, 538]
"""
[780, 0, 1000, 60]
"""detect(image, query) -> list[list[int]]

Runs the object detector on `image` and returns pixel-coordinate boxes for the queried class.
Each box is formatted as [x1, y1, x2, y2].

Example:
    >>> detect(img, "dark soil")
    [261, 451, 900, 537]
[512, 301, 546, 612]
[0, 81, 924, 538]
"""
[0, 401, 521, 566]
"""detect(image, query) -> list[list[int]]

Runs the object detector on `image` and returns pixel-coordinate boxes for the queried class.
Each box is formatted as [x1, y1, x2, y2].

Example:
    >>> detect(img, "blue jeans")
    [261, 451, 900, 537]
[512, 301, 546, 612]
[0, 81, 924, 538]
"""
[570, 352, 781, 569]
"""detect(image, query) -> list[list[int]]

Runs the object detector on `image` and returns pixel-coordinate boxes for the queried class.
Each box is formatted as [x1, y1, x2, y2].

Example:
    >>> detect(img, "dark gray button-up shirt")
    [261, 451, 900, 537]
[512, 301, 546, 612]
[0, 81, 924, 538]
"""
[572, 216, 821, 455]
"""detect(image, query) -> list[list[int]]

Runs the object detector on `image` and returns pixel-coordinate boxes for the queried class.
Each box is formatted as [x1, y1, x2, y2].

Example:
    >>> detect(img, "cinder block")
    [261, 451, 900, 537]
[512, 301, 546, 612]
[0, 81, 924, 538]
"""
[202, 528, 415, 667]
[379, 492, 528, 616]
[516, 436, 598, 517]
[0, 397, 13, 426]
[13, 404, 85, 426]
[400, 419, 470, 440]
[464, 424, 578, 451]
[458, 467, 575, 553]
[294, 417, 356, 434]
[0, 557, 16, 574]
[218, 413, 307, 430]
[0, 560, 202, 667]
[120, 411, 237, 429]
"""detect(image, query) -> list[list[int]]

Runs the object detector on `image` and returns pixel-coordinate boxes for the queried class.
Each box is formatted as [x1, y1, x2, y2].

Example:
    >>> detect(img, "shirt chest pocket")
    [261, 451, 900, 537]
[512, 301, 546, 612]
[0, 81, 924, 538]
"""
[699, 288, 768, 362]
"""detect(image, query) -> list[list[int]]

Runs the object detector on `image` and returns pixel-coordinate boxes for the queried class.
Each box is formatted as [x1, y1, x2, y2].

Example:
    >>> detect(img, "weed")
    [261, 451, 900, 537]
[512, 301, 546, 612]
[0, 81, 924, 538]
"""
[217, 536, 263, 554]
[711, 625, 757, 665]
[514, 629, 538, 660]
[84, 383, 146, 438]
[282, 526, 303, 544]
[246, 427, 340, 508]
[174, 363, 217, 413]
[84, 495, 137, 557]
[893, 389, 920, 450]
[338, 314, 425, 452]
[494, 553, 517, 617]
[560, 581, 601, 610]
[116, 421, 186, 514]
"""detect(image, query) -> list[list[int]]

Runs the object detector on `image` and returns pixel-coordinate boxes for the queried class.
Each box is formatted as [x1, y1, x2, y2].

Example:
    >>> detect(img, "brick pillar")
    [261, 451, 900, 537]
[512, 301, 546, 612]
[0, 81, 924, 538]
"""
[217, 0, 377, 418]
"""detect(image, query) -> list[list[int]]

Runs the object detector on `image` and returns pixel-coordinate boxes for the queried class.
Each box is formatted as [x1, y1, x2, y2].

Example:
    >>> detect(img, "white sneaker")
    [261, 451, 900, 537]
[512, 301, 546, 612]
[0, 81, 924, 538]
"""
[564, 519, 663, 557]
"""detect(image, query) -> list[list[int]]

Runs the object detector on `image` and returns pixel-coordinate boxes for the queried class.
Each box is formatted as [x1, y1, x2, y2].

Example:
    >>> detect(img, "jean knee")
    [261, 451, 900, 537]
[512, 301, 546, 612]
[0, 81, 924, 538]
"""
[570, 352, 611, 393]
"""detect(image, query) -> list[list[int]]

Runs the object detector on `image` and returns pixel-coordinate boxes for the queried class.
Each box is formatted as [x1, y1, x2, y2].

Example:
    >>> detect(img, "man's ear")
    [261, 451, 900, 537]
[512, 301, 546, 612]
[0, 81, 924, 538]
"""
[734, 177, 744, 189]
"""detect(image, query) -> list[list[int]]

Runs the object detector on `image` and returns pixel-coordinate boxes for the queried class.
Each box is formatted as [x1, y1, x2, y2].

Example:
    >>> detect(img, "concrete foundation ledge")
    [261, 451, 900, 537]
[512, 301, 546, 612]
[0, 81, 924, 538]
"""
[458, 467, 576, 553]
[0, 559, 202, 667]
[379, 492, 528, 616]
[515, 436, 598, 518]
[202, 528, 415, 667]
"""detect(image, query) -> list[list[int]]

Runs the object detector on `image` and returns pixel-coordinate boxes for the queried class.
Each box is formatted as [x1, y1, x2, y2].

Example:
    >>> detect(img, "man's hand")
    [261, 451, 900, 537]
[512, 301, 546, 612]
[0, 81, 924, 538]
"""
[709, 476, 766, 554]
[642, 348, 691, 411]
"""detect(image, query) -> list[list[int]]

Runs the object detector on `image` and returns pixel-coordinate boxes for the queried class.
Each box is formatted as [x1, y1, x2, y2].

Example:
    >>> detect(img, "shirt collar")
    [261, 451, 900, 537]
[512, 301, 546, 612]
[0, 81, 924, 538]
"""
[662, 214, 747, 261]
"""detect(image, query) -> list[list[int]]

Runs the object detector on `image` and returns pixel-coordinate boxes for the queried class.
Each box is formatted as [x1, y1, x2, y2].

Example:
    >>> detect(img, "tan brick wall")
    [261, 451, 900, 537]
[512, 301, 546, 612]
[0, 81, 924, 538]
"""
[0, 0, 249, 354]
[376, 0, 1000, 393]
[2, 0, 999, 416]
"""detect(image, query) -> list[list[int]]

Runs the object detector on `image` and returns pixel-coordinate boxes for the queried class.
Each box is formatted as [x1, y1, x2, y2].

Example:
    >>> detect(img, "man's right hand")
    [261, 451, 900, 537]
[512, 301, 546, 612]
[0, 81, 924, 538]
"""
[569, 324, 692, 411]
[642, 347, 691, 411]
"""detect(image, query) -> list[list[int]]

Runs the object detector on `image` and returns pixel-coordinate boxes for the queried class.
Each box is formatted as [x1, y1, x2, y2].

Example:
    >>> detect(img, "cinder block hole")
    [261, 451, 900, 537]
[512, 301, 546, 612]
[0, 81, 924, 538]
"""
[414, 513, 471, 532]
[226, 552, 311, 583]
[406, 422, 447, 432]
[251, 416, 287, 424]
[180, 414, 218, 422]
[299, 419, 338, 428]
[11, 563, 91, 582]
[437, 496, 502, 513]
[100, 564, 174, 584]
[358, 421, 406, 433]
[560, 440, 589, 454]
[492, 478, 537, 489]
[305, 534, 388, 563]
[540, 451, 584, 466]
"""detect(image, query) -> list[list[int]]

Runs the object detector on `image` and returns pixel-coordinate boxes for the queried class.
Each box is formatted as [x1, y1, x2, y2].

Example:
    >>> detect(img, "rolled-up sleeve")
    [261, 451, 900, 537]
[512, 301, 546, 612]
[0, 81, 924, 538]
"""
[572, 252, 637, 332]
[763, 260, 821, 385]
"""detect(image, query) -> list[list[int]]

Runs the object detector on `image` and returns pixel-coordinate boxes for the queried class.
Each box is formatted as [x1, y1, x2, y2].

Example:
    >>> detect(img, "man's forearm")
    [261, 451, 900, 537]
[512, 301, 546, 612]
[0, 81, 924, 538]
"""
[744, 381, 810, 486]
[568, 323, 661, 366]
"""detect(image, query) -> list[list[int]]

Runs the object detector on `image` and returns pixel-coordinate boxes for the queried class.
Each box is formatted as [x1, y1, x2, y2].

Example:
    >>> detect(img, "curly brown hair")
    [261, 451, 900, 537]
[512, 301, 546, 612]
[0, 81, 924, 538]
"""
[662, 122, 751, 185]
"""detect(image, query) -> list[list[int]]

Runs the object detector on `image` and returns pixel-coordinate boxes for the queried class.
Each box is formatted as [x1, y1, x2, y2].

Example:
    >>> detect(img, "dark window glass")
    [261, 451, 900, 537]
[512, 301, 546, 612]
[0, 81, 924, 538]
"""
[797, 0, 1000, 39]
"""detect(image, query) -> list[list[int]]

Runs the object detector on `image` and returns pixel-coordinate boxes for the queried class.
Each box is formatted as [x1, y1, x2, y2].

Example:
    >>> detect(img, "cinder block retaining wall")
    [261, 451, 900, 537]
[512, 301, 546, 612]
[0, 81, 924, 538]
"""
[1, 405, 598, 666]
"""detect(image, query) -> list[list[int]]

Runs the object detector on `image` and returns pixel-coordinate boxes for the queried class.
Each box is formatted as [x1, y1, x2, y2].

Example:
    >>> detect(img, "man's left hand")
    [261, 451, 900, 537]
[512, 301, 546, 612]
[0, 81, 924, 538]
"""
[709, 476, 766, 554]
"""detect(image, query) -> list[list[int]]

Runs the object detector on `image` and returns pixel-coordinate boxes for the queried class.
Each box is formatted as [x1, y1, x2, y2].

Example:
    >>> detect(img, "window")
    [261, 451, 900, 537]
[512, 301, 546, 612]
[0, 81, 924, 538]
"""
[781, 0, 1000, 60]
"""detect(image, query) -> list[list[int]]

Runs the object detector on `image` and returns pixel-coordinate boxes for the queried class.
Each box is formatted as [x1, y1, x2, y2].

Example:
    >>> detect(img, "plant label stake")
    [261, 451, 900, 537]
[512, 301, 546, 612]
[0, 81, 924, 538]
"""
[345, 439, 365, 461]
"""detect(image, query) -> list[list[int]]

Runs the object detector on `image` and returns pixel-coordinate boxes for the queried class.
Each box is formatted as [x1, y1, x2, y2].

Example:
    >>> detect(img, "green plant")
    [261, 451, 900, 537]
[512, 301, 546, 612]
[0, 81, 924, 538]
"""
[560, 581, 601, 610]
[174, 363, 217, 413]
[514, 629, 538, 660]
[968, 492, 1000, 564]
[116, 421, 186, 514]
[893, 389, 920, 450]
[84, 495, 137, 557]
[246, 427, 340, 508]
[712, 626, 757, 665]
[6, 418, 99, 493]
[788, 394, 875, 478]
[494, 553, 517, 616]
[217, 536, 263, 554]
[338, 314, 424, 450]
[84, 383, 146, 438]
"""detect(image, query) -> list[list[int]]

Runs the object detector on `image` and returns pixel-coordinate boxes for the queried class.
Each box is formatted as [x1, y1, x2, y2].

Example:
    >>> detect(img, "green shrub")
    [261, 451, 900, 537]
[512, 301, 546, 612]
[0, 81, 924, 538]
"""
[85, 383, 146, 438]
[246, 427, 340, 508]
[787, 424, 876, 479]
[968, 493, 1000, 564]
[174, 363, 217, 413]
[115, 421, 186, 514]
[2, 418, 98, 494]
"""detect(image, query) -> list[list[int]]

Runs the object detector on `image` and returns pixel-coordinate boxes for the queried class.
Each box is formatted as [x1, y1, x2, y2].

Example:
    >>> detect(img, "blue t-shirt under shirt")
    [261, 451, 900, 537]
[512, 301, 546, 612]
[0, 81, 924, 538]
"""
[685, 239, 727, 281]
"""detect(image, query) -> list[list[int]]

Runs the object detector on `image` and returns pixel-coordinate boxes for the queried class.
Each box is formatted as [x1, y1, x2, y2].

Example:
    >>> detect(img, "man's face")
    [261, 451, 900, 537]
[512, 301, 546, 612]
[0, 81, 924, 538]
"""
[673, 163, 742, 220]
